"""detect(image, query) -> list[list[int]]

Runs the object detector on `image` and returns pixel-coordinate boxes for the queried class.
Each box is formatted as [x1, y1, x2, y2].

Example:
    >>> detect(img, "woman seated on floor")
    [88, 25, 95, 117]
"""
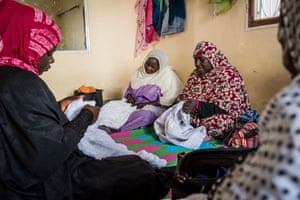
[98, 49, 183, 133]
[183, 1, 300, 199]
[177, 40, 251, 140]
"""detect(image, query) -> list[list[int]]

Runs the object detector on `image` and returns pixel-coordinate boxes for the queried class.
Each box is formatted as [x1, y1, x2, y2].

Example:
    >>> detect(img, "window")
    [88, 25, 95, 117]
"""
[17, 0, 90, 52]
[247, 0, 282, 28]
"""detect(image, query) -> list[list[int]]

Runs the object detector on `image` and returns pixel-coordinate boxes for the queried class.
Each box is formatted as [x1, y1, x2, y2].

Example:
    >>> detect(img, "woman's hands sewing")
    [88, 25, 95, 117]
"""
[59, 95, 84, 112]
[126, 94, 135, 105]
[126, 94, 160, 109]
[126, 94, 146, 109]
[182, 99, 197, 114]
[59, 95, 100, 124]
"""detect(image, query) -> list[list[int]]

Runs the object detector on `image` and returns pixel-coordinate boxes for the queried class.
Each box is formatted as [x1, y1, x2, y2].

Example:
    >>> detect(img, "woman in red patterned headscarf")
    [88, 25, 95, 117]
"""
[0, 0, 61, 75]
[177, 41, 251, 139]
[0, 1, 170, 199]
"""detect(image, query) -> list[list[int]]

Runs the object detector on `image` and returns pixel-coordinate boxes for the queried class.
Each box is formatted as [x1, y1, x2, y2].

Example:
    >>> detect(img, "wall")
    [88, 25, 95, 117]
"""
[42, 0, 291, 113]
[19, 0, 87, 51]
[55, 0, 86, 50]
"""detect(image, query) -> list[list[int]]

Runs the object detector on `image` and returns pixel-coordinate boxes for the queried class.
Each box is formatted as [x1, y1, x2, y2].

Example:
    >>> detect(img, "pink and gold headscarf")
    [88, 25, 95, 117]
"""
[0, 0, 62, 75]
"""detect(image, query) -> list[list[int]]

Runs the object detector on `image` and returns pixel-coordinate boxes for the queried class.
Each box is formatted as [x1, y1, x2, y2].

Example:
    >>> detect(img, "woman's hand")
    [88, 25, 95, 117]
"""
[176, 94, 186, 102]
[126, 94, 135, 105]
[136, 100, 159, 109]
[136, 103, 146, 109]
[59, 95, 84, 112]
[83, 104, 100, 124]
[182, 99, 197, 114]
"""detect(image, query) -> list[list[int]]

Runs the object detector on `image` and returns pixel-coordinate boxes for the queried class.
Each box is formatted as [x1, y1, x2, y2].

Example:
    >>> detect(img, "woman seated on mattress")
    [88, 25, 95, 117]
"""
[98, 49, 183, 133]
[177, 41, 251, 140]
[184, 1, 300, 199]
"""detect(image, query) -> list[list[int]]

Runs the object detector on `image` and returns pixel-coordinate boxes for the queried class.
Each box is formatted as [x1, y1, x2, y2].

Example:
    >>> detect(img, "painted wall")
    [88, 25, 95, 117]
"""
[42, 0, 290, 113]
[55, 0, 86, 50]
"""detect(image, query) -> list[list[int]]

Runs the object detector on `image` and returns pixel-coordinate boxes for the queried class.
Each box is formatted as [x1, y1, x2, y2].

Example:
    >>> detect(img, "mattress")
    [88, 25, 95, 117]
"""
[110, 126, 223, 167]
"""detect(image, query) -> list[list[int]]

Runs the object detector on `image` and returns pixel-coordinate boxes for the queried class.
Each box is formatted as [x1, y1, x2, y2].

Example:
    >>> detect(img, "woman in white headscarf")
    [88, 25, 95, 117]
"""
[98, 49, 183, 132]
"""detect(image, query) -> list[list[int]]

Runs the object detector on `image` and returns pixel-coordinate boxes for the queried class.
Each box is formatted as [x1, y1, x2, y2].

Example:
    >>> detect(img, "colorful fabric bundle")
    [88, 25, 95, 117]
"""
[225, 122, 258, 148]
[239, 109, 259, 123]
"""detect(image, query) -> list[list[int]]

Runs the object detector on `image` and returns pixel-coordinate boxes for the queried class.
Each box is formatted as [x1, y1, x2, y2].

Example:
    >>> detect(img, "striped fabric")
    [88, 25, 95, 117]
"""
[110, 126, 223, 167]
[227, 122, 258, 148]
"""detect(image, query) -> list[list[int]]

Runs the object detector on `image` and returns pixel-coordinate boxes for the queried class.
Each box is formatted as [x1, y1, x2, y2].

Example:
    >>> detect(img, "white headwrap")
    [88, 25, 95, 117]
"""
[130, 49, 183, 106]
[143, 49, 168, 70]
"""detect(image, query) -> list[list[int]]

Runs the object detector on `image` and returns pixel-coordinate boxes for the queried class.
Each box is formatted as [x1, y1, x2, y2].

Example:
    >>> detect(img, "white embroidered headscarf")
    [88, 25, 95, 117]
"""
[130, 49, 183, 106]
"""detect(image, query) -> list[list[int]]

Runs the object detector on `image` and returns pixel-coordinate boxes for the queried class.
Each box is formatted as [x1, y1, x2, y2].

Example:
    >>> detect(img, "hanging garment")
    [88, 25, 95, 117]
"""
[135, 0, 159, 56]
[160, 0, 186, 35]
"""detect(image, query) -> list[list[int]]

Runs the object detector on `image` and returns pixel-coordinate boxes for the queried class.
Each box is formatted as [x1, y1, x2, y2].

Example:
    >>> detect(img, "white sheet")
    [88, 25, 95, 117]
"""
[154, 101, 207, 149]
[97, 99, 136, 129]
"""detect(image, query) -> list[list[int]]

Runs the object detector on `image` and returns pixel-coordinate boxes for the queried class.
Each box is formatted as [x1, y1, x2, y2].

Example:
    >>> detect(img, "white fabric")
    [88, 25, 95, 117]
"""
[64, 99, 96, 120]
[97, 99, 165, 130]
[260, 0, 280, 18]
[154, 101, 207, 149]
[143, 49, 169, 70]
[130, 65, 183, 106]
[64, 99, 167, 168]
[97, 99, 136, 129]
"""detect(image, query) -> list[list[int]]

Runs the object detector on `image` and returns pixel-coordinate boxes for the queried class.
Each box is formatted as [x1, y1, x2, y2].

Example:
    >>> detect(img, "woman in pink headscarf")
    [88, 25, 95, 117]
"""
[177, 41, 251, 139]
[0, 1, 171, 199]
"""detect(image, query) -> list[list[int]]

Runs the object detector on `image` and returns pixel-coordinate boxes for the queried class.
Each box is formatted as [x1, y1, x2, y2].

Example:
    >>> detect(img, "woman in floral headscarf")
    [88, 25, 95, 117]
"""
[177, 41, 251, 139]
[184, 1, 300, 199]
[209, 1, 300, 199]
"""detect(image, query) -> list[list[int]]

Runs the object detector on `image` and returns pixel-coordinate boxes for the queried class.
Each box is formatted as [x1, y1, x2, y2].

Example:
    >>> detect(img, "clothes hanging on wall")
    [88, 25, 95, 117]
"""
[135, 0, 159, 56]
[135, 0, 186, 56]
[208, 0, 238, 16]
[152, 0, 163, 35]
[159, 0, 186, 36]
